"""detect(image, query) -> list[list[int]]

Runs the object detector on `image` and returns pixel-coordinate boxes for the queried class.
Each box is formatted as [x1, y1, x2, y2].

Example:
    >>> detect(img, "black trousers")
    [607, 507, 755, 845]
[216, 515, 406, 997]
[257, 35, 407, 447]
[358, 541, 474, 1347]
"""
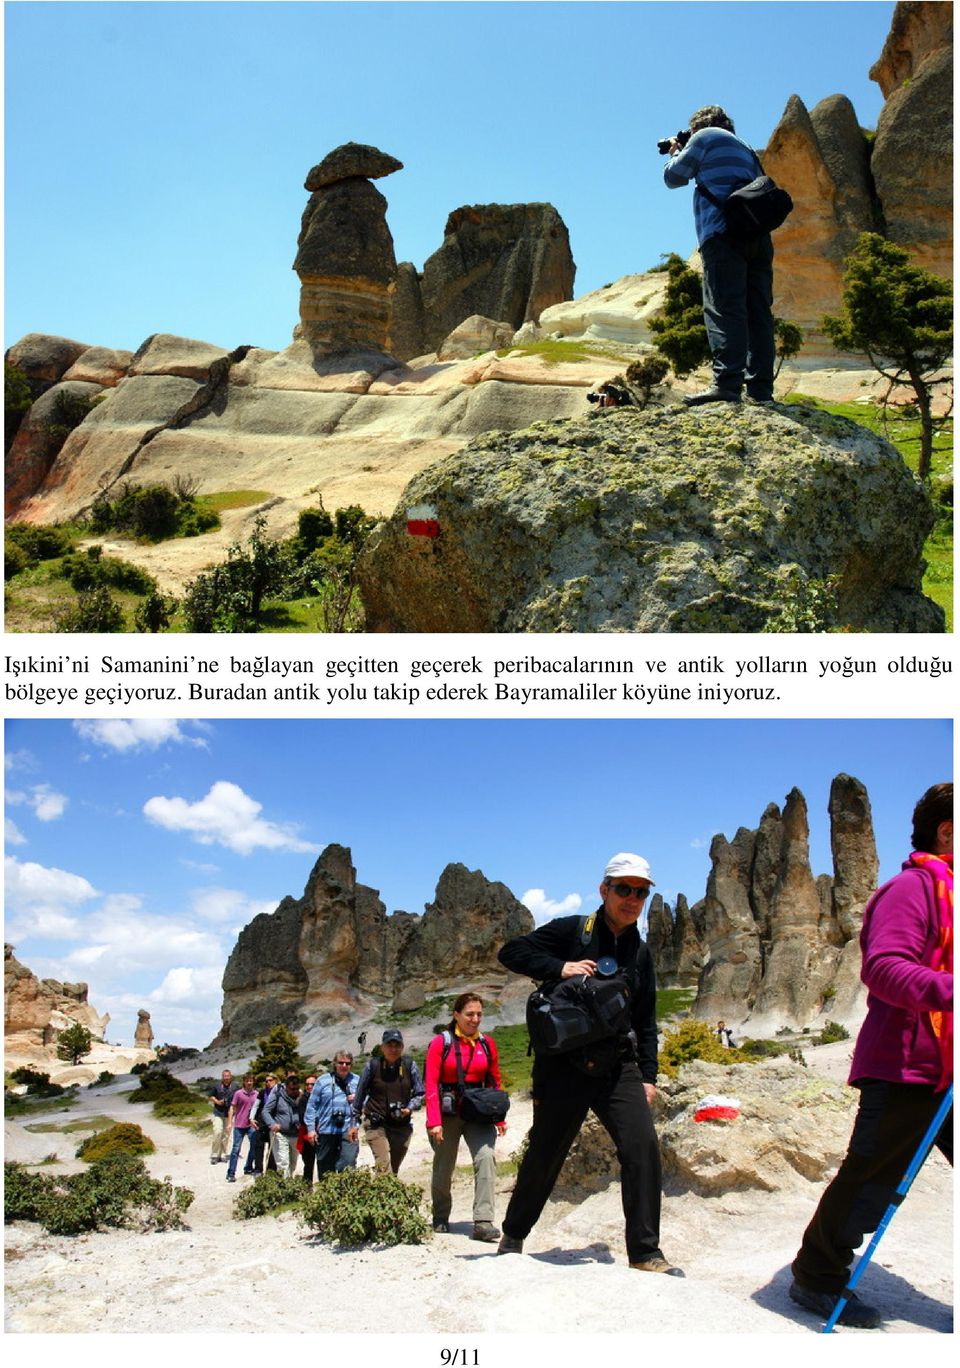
[252, 1125, 277, 1174]
[502, 1056, 664, 1263]
[699, 231, 775, 399]
[792, 1080, 953, 1294]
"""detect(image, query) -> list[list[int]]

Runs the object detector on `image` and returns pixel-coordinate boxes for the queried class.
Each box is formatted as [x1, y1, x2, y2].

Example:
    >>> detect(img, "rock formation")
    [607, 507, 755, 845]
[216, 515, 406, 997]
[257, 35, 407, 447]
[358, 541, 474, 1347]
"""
[212, 845, 534, 1047]
[681, 774, 878, 1031]
[134, 1009, 154, 1048]
[293, 143, 403, 359]
[645, 894, 703, 988]
[357, 403, 943, 634]
[4, 944, 109, 1054]
[403, 203, 576, 357]
[559, 1059, 857, 1197]
[763, 2, 952, 355]
[5, 380, 105, 516]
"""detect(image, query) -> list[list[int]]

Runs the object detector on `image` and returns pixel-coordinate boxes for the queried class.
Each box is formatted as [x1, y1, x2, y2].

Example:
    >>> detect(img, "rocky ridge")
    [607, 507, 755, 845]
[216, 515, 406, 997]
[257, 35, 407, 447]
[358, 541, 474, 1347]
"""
[212, 844, 534, 1048]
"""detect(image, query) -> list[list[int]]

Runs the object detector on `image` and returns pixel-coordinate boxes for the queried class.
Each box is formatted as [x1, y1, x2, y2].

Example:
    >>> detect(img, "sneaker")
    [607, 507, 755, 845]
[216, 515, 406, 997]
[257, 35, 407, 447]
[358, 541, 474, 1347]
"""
[432, 1220, 449, 1233]
[226, 1174, 236, 1183]
[497, 1233, 524, 1255]
[683, 388, 741, 407]
[629, 1256, 685, 1277]
[789, 1281, 881, 1329]
[471, 1221, 501, 1243]
[210, 1157, 220, 1165]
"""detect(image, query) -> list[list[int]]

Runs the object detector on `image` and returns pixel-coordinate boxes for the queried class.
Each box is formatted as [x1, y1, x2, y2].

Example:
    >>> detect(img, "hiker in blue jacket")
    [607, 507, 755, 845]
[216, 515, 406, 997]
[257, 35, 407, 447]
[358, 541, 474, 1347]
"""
[663, 105, 776, 406]
[305, 1050, 360, 1175]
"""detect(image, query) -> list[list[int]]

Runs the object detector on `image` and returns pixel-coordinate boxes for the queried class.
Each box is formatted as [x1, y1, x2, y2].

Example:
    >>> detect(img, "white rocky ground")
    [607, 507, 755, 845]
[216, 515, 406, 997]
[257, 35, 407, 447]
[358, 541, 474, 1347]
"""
[4, 1041, 952, 1351]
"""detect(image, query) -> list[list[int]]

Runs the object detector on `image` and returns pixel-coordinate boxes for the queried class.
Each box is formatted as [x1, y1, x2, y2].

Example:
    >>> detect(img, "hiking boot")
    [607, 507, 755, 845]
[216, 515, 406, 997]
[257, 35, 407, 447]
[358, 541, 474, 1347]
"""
[226, 1174, 236, 1183]
[497, 1233, 524, 1255]
[683, 388, 741, 407]
[629, 1256, 685, 1277]
[471, 1221, 500, 1243]
[789, 1280, 881, 1329]
[432, 1220, 449, 1233]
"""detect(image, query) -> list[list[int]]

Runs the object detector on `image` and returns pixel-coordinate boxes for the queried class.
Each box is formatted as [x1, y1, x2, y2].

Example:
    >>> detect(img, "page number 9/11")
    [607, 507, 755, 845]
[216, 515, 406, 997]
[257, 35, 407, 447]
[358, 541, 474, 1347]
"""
[440, 1352, 478, 1366]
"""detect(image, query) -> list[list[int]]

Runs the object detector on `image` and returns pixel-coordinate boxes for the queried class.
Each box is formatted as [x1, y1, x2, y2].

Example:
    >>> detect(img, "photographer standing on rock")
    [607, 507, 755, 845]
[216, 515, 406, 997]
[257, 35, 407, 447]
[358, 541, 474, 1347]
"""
[790, 783, 953, 1329]
[496, 854, 682, 1276]
[662, 105, 776, 406]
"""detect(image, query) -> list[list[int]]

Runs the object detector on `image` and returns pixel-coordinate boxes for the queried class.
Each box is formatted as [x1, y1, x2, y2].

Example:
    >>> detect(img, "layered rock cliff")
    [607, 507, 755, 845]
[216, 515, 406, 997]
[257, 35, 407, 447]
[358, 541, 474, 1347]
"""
[4, 943, 110, 1052]
[212, 845, 534, 1046]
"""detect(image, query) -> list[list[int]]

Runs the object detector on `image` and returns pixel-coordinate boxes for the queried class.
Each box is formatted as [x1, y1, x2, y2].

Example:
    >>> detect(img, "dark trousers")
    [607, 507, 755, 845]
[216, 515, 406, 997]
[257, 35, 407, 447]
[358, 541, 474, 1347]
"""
[301, 1137, 317, 1185]
[792, 1080, 953, 1294]
[699, 231, 775, 399]
[502, 1056, 663, 1263]
[252, 1125, 277, 1174]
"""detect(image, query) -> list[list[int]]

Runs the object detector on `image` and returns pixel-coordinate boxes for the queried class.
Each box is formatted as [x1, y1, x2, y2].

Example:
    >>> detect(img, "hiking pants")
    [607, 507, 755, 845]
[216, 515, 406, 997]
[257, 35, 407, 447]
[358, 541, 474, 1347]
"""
[430, 1116, 497, 1224]
[502, 1056, 664, 1263]
[365, 1120, 414, 1175]
[314, 1133, 359, 1175]
[210, 1111, 230, 1160]
[699, 231, 775, 400]
[269, 1132, 300, 1177]
[792, 1080, 953, 1294]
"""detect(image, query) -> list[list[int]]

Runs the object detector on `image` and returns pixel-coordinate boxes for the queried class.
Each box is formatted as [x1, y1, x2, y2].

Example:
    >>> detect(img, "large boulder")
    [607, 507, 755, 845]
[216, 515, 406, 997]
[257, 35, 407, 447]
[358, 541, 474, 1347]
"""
[358, 403, 944, 633]
[5, 333, 91, 386]
[5, 380, 104, 514]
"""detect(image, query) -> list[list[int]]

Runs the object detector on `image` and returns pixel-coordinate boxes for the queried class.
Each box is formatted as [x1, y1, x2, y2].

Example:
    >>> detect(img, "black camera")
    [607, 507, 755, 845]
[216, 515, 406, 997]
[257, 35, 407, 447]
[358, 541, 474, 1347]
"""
[657, 128, 691, 155]
[388, 1100, 405, 1119]
[332, 1109, 345, 1127]
[587, 382, 631, 409]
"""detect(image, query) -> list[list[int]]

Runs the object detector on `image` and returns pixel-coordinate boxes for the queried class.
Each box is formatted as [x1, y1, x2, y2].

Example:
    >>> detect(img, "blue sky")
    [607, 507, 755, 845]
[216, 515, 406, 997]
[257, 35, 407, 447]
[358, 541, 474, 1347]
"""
[4, 717, 950, 1049]
[4, 1, 895, 354]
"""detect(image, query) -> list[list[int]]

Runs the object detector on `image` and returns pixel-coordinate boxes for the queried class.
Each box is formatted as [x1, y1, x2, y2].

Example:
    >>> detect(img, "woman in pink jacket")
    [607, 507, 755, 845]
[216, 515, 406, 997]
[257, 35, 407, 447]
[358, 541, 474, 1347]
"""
[425, 991, 507, 1243]
[791, 782, 953, 1329]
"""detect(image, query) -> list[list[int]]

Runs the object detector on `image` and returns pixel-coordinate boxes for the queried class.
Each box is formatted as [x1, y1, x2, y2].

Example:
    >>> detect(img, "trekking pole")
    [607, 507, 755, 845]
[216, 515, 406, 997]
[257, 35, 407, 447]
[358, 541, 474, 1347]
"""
[822, 1082, 953, 1333]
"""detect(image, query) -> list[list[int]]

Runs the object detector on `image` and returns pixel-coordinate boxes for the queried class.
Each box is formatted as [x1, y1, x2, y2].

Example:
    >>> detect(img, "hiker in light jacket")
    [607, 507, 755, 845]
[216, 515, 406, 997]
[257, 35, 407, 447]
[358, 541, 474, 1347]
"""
[262, 1073, 303, 1177]
[304, 1051, 360, 1175]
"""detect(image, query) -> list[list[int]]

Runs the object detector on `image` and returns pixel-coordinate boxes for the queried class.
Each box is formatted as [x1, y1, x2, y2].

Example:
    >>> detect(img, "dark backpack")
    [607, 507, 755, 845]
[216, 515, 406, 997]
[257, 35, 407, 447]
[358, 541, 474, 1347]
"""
[525, 913, 634, 1057]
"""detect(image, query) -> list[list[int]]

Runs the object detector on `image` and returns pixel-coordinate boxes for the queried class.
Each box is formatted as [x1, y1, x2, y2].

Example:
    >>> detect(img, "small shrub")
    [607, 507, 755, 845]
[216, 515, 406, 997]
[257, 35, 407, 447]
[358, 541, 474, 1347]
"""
[10, 1067, 51, 1089]
[5, 542, 29, 579]
[131, 1061, 151, 1075]
[89, 1070, 116, 1088]
[818, 1020, 850, 1045]
[233, 1169, 305, 1220]
[4, 1162, 49, 1222]
[657, 1020, 750, 1078]
[152, 1095, 208, 1122]
[54, 584, 125, 632]
[76, 1122, 155, 1162]
[5, 522, 74, 563]
[300, 1168, 430, 1246]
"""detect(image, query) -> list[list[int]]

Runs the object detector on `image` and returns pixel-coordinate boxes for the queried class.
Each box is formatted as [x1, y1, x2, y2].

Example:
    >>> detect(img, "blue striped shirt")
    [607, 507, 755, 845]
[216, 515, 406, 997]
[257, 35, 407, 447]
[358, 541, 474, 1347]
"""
[663, 128, 762, 245]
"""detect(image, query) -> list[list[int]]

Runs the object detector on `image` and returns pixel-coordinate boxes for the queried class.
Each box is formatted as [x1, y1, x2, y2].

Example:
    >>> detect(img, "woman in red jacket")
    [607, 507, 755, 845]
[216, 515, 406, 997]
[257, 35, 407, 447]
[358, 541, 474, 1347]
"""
[425, 990, 507, 1242]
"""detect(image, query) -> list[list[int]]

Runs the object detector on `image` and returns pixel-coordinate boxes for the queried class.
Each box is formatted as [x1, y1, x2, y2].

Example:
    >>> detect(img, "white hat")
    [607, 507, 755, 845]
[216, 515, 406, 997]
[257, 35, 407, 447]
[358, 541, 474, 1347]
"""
[604, 852, 655, 885]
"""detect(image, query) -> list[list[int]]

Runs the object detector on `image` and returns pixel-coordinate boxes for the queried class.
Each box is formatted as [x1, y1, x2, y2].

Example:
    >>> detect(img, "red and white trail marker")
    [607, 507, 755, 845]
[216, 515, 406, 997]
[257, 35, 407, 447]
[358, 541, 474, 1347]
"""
[693, 1094, 741, 1123]
[406, 502, 440, 538]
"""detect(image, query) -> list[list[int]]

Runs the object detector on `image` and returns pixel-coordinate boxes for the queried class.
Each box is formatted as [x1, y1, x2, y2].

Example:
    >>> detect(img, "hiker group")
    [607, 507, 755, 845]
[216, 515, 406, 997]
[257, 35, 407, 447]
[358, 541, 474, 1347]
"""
[208, 782, 952, 1331]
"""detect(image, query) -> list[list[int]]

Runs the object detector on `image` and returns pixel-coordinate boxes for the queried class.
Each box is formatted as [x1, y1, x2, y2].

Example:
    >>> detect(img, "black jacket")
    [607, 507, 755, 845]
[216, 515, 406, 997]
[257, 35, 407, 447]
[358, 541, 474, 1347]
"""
[499, 911, 659, 1083]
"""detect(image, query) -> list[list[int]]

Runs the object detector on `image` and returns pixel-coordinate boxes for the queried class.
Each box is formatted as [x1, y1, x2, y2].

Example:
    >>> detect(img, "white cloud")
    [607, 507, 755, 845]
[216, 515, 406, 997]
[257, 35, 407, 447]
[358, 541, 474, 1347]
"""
[190, 887, 275, 925]
[6, 784, 68, 822]
[150, 965, 224, 1006]
[73, 719, 205, 753]
[3, 856, 98, 941]
[143, 780, 318, 856]
[521, 888, 583, 925]
[689, 836, 712, 849]
[5, 818, 27, 847]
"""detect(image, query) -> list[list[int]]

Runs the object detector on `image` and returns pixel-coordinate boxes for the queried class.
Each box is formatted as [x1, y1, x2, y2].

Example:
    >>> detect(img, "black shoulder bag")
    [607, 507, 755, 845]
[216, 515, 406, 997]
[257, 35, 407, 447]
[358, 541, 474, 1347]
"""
[452, 1034, 510, 1124]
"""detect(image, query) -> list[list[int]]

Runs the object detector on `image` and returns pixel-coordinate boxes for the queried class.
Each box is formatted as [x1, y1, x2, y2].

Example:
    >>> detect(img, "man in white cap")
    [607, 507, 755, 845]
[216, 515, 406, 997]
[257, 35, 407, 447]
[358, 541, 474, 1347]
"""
[496, 853, 682, 1276]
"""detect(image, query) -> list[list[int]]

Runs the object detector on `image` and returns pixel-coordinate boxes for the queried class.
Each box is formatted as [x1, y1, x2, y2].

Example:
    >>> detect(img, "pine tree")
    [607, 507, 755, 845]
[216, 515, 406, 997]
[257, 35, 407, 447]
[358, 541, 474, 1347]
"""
[56, 1022, 94, 1065]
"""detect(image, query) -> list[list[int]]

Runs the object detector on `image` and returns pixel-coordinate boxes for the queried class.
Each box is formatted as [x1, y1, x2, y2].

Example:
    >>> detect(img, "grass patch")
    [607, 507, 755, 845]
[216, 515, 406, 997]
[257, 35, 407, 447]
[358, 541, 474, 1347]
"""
[4, 1092, 80, 1118]
[25, 1114, 116, 1135]
[495, 339, 633, 366]
[783, 396, 952, 629]
[486, 1023, 533, 1094]
[656, 986, 697, 1020]
[197, 489, 271, 513]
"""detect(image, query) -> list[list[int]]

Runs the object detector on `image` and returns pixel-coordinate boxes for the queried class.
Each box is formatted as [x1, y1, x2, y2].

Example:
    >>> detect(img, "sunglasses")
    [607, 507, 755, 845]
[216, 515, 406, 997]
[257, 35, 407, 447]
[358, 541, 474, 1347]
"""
[606, 882, 650, 900]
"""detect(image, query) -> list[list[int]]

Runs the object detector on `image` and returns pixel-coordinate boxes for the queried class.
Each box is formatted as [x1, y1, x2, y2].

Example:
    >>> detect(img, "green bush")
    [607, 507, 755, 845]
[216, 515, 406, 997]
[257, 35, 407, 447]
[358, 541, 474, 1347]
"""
[9, 1153, 195, 1235]
[56, 1021, 94, 1065]
[58, 547, 157, 596]
[76, 1122, 155, 1162]
[127, 1068, 192, 1104]
[5, 522, 74, 563]
[4, 1162, 50, 1222]
[657, 1020, 751, 1078]
[233, 1169, 305, 1220]
[54, 584, 125, 632]
[818, 1020, 851, 1045]
[300, 1168, 430, 1246]
[10, 1067, 52, 1089]
[152, 1095, 208, 1122]
[5, 541, 30, 579]
[88, 480, 221, 542]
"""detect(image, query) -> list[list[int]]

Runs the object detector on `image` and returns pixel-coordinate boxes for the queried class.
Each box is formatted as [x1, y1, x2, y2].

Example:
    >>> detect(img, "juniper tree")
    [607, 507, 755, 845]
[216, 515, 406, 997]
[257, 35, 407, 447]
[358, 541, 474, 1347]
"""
[824, 232, 952, 479]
